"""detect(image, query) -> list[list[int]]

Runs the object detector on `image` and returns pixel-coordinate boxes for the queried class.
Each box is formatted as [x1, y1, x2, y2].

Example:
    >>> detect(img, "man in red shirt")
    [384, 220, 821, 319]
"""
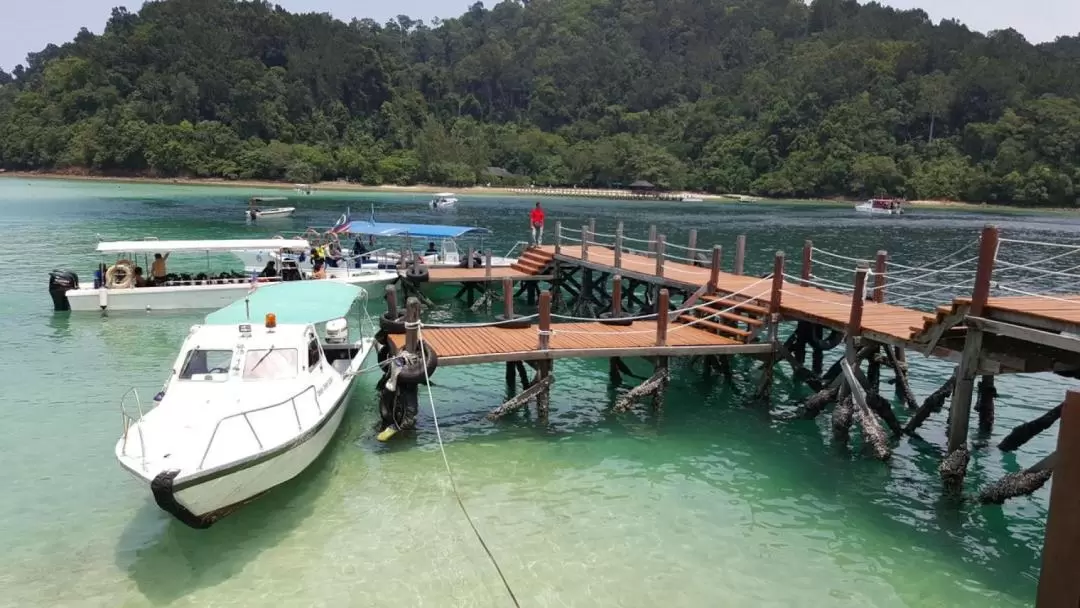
[529, 201, 545, 246]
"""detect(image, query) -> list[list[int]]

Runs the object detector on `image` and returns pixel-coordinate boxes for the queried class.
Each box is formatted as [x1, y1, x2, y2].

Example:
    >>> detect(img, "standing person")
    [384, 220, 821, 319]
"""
[151, 252, 170, 285]
[529, 201, 545, 246]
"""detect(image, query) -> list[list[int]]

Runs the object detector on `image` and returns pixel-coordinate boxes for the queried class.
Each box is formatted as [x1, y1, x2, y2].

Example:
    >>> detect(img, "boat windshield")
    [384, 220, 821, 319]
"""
[243, 348, 299, 380]
[179, 349, 234, 380]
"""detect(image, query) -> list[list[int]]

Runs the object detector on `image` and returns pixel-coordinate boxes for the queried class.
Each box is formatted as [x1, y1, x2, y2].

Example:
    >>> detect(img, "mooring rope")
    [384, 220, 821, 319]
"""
[999, 237, 1080, 250]
[415, 324, 522, 608]
[810, 247, 872, 264]
[884, 241, 979, 275]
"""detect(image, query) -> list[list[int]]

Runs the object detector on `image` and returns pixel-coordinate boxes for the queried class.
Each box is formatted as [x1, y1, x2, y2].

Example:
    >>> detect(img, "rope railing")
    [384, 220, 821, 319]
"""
[810, 247, 873, 264]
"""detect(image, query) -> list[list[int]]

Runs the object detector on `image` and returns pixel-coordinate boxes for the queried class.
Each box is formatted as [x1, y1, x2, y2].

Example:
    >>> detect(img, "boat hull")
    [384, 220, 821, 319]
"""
[854, 204, 902, 215]
[67, 282, 257, 311]
[249, 207, 296, 219]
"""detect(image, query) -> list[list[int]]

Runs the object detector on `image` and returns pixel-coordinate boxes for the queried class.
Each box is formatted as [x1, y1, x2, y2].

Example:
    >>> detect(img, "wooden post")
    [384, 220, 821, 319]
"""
[581, 224, 590, 261]
[734, 235, 746, 275]
[485, 250, 492, 283]
[612, 275, 622, 318]
[769, 252, 785, 337]
[873, 250, 887, 303]
[502, 277, 514, 319]
[614, 221, 623, 269]
[467, 246, 475, 269]
[386, 284, 399, 319]
[1037, 389, 1080, 607]
[656, 289, 669, 346]
[655, 235, 666, 278]
[538, 291, 551, 350]
[588, 218, 596, 238]
[687, 229, 698, 264]
[801, 240, 812, 286]
[846, 265, 869, 362]
[948, 327, 984, 452]
[709, 246, 722, 294]
[971, 225, 1000, 317]
[554, 221, 562, 256]
[404, 297, 420, 353]
[648, 225, 657, 258]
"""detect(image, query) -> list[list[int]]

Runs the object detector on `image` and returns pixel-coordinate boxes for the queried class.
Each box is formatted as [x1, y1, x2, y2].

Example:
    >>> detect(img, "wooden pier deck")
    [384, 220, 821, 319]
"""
[546, 244, 929, 346]
[388, 320, 767, 365]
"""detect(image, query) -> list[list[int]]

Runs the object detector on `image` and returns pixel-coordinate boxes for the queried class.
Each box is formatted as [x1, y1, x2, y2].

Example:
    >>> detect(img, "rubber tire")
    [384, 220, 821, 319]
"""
[405, 266, 430, 283]
[379, 312, 406, 335]
[493, 314, 533, 329]
[599, 312, 634, 327]
[397, 340, 438, 385]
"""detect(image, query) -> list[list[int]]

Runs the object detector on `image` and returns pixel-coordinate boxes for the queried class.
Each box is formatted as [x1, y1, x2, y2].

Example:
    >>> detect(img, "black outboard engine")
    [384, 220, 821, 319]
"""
[48, 270, 79, 311]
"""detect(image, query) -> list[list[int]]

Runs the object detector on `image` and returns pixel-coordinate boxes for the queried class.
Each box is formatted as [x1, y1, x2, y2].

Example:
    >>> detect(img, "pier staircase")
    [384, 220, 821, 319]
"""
[511, 247, 556, 275]
[909, 297, 969, 352]
[674, 295, 768, 343]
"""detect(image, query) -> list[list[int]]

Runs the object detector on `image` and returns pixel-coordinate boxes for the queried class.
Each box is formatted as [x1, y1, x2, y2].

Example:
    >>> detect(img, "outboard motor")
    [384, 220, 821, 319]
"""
[48, 270, 79, 311]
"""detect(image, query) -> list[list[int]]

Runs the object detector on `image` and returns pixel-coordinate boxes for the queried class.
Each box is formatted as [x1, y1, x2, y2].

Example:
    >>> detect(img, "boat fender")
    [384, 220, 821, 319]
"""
[379, 312, 407, 335]
[405, 265, 429, 283]
[150, 470, 212, 529]
[598, 312, 634, 327]
[458, 255, 485, 268]
[808, 329, 843, 351]
[105, 261, 136, 289]
[493, 314, 533, 329]
[396, 340, 438, 385]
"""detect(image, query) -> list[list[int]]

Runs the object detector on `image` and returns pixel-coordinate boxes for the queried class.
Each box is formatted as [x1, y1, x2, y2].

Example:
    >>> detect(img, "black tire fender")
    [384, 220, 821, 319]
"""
[598, 312, 634, 326]
[396, 340, 438, 385]
[493, 314, 533, 329]
[380, 312, 406, 335]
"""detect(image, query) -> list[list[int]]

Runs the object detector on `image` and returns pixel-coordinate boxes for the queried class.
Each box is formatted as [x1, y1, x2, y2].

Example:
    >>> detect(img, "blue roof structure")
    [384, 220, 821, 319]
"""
[340, 220, 491, 239]
[204, 282, 362, 326]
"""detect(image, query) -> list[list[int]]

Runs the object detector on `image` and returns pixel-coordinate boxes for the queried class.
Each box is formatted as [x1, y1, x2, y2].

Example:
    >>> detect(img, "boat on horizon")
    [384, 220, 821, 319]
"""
[246, 196, 295, 221]
[855, 198, 904, 215]
[115, 281, 377, 528]
[428, 192, 458, 210]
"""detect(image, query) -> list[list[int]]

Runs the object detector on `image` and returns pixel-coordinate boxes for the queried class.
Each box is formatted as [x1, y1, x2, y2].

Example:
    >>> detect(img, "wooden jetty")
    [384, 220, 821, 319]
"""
[388, 220, 1080, 605]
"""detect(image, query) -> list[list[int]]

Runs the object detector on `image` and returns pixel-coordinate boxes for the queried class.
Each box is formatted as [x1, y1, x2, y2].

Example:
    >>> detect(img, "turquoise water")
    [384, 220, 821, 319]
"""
[0, 177, 1076, 607]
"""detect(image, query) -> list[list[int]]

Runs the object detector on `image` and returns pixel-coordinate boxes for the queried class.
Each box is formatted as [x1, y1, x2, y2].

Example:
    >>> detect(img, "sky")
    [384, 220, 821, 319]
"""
[2, 0, 1079, 72]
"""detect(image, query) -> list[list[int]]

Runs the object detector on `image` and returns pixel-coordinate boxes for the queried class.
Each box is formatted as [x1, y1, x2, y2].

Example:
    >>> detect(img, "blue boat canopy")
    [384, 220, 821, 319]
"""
[204, 282, 362, 326]
[340, 220, 491, 239]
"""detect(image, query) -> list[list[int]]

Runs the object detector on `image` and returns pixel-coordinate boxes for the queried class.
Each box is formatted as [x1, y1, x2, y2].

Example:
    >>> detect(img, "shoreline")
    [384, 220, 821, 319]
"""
[0, 170, 1073, 213]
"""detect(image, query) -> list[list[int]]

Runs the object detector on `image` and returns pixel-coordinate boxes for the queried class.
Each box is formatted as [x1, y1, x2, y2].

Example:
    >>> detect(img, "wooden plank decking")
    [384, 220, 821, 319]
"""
[389, 321, 768, 365]
[546, 245, 928, 344]
[984, 295, 1080, 329]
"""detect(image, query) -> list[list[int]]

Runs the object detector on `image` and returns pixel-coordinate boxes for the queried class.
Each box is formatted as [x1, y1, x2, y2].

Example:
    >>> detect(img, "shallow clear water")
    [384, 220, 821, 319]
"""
[0, 177, 1075, 607]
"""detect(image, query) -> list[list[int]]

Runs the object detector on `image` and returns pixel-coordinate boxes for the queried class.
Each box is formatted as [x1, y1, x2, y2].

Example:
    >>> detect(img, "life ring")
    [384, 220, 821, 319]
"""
[106, 261, 136, 289]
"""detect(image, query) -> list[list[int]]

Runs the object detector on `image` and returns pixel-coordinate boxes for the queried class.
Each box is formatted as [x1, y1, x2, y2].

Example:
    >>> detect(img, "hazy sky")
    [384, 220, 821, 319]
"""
[2, 0, 1078, 72]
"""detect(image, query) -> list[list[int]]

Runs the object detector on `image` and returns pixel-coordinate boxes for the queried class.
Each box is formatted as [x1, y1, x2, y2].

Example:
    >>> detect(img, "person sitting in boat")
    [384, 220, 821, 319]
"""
[310, 246, 324, 268]
[424, 241, 438, 257]
[312, 260, 327, 280]
[259, 260, 278, 278]
[133, 266, 150, 288]
[326, 242, 342, 268]
[353, 236, 369, 265]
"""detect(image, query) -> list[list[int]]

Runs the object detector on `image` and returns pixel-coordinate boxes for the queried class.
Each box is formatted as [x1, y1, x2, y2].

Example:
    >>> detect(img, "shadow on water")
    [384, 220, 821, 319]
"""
[114, 389, 372, 605]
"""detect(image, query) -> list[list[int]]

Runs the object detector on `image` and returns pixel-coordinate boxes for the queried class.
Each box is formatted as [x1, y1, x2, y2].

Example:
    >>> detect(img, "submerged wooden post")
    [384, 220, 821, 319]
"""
[873, 251, 887, 303]
[614, 221, 624, 269]
[386, 284, 399, 319]
[612, 275, 623, 318]
[1037, 389, 1080, 607]
[554, 221, 562, 256]
[656, 289, 669, 346]
[971, 225, 1000, 317]
[655, 235, 666, 278]
[502, 277, 514, 319]
[538, 291, 552, 350]
[404, 297, 421, 353]
[648, 225, 658, 258]
[846, 265, 869, 362]
[801, 240, 813, 286]
[734, 235, 746, 275]
[709, 246, 722, 294]
[581, 223, 590, 261]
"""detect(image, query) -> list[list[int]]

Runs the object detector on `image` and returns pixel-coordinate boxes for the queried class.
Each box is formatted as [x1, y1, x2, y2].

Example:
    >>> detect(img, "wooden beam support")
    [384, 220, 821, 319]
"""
[614, 221, 623, 269]
[611, 275, 623, 318]
[971, 225, 1000, 317]
[502, 277, 514, 319]
[709, 245, 722, 294]
[873, 250, 887, 303]
[801, 240, 812, 286]
[656, 288, 669, 346]
[404, 297, 420, 353]
[734, 235, 746, 275]
[967, 316, 1080, 355]
[488, 374, 556, 420]
[385, 284, 399, 319]
[613, 368, 670, 412]
[846, 265, 869, 362]
[1037, 389, 1080, 607]
[655, 235, 666, 278]
[581, 223, 590, 261]
[554, 222, 562, 255]
[538, 290, 551, 350]
[947, 327, 984, 452]
[842, 359, 891, 460]
[485, 250, 493, 283]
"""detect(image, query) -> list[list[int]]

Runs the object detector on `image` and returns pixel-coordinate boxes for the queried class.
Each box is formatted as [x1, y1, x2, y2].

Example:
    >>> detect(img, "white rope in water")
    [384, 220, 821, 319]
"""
[994, 260, 1080, 282]
[999, 237, 1080, 250]
[810, 247, 872, 264]
[561, 226, 582, 234]
[415, 324, 522, 608]
[799, 273, 855, 292]
[809, 257, 865, 274]
[620, 234, 654, 244]
[874, 256, 979, 289]
[885, 241, 978, 275]
[997, 284, 1080, 302]
[664, 240, 711, 254]
[887, 280, 975, 305]
[1005, 261, 1080, 288]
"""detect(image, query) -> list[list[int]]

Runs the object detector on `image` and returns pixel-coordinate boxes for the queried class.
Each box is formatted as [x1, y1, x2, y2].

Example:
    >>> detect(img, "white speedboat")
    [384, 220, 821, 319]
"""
[115, 281, 377, 528]
[429, 192, 458, 210]
[855, 198, 904, 215]
[246, 197, 296, 221]
[50, 238, 396, 312]
[681, 194, 704, 202]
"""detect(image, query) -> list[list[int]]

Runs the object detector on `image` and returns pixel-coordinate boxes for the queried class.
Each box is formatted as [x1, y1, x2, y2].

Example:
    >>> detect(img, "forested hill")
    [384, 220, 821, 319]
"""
[1, 0, 1079, 206]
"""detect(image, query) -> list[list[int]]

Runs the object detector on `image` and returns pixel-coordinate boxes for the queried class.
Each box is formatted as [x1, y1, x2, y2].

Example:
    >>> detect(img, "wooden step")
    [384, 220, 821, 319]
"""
[511, 262, 544, 275]
[677, 314, 751, 339]
[702, 296, 768, 317]
[698, 305, 764, 327]
[521, 252, 553, 265]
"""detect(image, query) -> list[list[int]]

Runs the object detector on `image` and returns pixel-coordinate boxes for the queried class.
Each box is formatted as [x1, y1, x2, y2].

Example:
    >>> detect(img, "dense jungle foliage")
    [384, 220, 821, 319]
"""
[1, 0, 1079, 205]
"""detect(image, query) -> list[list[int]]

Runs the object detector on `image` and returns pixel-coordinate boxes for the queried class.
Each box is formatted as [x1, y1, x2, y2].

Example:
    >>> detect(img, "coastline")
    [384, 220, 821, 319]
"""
[0, 170, 1073, 213]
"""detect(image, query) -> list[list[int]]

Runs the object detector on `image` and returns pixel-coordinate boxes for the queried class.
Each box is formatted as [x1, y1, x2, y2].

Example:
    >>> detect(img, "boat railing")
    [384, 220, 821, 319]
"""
[197, 385, 322, 471]
[119, 387, 147, 471]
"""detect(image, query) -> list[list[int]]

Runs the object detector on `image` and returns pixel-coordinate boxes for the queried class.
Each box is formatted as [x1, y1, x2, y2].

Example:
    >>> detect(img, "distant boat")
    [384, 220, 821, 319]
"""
[681, 194, 704, 203]
[293, 184, 313, 195]
[429, 192, 458, 210]
[855, 198, 904, 215]
[247, 197, 294, 221]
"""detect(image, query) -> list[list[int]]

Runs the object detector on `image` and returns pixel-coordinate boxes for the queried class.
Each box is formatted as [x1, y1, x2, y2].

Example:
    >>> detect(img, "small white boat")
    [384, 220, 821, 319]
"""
[246, 197, 295, 221]
[294, 184, 314, 195]
[429, 193, 458, 210]
[855, 198, 904, 215]
[115, 281, 377, 527]
[681, 194, 704, 203]
[51, 238, 396, 312]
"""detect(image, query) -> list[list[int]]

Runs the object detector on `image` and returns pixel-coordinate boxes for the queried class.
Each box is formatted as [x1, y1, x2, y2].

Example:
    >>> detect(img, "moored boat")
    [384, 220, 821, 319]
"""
[855, 198, 904, 215]
[115, 281, 379, 528]
[246, 197, 296, 221]
[428, 192, 458, 210]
